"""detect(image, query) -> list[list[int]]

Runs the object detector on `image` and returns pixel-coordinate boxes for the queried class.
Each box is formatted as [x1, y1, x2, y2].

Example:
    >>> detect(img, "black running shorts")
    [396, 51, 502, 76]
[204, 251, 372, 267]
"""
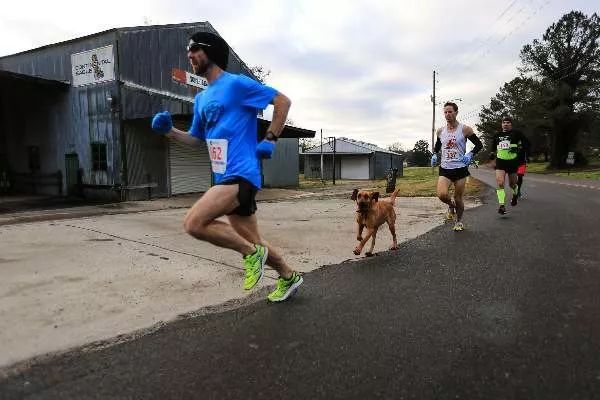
[220, 178, 258, 216]
[439, 166, 470, 182]
[495, 158, 519, 174]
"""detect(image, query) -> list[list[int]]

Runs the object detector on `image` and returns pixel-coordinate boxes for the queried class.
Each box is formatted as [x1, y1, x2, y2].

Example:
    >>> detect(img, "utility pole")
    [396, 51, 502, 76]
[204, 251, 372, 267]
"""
[320, 129, 323, 182]
[332, 137, 336, 185]
[324, 136, 336, 185]
[431, 70, 436, 154]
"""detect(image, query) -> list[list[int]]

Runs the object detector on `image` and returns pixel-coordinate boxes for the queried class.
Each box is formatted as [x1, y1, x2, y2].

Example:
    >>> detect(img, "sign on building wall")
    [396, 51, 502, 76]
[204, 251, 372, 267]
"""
[71, 45, 115, 87]
[172, 68, 208, 89]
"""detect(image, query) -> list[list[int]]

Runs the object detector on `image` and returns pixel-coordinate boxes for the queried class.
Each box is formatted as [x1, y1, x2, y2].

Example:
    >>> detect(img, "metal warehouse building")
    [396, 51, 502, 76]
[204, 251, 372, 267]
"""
[0, 22, 314, 201]
[303, 137, 403, 180]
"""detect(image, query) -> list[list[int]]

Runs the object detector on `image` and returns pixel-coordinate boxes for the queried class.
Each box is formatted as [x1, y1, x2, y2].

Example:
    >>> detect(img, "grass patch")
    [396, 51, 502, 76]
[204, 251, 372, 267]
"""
[299, 167, 485, 197]
[525, 161, 600, 179]
[554, 170, 600, 179]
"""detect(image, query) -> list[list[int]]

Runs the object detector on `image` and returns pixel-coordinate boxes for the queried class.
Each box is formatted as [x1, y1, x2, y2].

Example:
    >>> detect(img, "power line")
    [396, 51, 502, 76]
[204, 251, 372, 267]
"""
[437, 0, 521, 73]
[435, 0, 554, 129]
[458, 0, 551, 71]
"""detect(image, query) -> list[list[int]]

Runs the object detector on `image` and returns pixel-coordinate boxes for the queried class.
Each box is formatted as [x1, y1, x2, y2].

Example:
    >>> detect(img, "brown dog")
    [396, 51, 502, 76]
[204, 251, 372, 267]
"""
[351, 188, 400, 256]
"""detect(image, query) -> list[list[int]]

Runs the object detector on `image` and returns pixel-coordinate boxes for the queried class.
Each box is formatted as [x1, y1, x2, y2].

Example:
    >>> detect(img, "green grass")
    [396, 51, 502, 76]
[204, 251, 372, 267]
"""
[299, 167, 484, 197]
[554, 170, 600, 179]
[526, 161, 600, 179]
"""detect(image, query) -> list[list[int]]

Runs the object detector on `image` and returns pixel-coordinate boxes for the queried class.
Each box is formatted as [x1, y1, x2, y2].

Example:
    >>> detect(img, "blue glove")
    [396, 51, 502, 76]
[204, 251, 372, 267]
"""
[256, 140, 276, 159]
[460, 152, 473, 165]
[151, 111, 173, 134]
[430, 154, 438, 167]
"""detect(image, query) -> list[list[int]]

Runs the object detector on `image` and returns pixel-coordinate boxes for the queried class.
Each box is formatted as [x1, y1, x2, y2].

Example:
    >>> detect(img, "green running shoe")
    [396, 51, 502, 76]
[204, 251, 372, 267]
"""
[267, 271, 304, 302]
[243, 244, 268, 290]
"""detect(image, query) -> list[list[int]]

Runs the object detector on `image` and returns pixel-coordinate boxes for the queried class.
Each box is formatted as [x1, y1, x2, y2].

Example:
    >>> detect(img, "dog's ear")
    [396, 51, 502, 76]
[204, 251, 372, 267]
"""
[371, 191, 379, 202]
[351, 188, 359, 201]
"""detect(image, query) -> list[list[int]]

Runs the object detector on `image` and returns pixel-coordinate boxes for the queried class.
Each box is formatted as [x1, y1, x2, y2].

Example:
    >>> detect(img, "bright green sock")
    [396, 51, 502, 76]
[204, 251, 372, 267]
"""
[496, 188, 505, 205]
[512, 186, 518, 196]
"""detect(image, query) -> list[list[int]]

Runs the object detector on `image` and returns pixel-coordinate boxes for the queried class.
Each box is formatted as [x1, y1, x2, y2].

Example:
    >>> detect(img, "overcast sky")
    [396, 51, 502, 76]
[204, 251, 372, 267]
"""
[1, 0, 597, 149]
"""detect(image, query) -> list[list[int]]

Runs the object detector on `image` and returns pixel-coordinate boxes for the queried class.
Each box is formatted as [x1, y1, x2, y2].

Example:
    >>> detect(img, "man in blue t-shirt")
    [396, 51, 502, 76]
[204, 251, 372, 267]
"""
[151, 32, 302, 302]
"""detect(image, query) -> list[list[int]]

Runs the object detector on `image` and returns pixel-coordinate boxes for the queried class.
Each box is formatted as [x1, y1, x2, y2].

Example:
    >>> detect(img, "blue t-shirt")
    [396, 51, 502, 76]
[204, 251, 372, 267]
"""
[189, 72, 277, 189]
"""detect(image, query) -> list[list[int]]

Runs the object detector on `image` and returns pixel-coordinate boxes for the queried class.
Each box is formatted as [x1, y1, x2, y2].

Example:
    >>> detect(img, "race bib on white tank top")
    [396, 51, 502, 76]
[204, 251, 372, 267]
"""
[440, 124, 467, 169]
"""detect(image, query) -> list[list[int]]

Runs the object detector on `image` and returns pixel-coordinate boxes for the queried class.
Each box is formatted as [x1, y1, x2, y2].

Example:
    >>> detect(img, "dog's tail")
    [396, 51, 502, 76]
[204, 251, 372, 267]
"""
[389, 188, 401, 205]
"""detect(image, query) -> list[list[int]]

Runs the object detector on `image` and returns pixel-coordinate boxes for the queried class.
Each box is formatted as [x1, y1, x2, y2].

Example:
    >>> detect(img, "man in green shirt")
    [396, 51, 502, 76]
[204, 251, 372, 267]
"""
[490, 116, 529, 215]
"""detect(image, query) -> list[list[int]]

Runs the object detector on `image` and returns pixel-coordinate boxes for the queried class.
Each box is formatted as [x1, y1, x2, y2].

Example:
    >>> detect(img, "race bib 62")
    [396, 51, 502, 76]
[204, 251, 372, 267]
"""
[207, 139, 228, 174]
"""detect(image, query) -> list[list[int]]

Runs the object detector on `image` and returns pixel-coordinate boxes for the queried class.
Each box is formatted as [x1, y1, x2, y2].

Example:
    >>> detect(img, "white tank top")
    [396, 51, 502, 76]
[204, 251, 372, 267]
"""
[440, 124, 467, 170]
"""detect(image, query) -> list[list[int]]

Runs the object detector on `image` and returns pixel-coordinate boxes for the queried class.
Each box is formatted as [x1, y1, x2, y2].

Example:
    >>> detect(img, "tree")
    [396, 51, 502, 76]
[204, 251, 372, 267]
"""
[250, 65, 271, 84]
[520, 11, 600, 167]
[477, 77, 552, 159]
[412, 140, 432, 166]
[299, 138, 320, 152]
[387, 142, 407, 154]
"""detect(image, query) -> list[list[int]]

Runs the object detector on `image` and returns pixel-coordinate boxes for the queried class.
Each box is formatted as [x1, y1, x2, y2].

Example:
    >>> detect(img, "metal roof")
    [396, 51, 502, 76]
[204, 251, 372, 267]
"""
[303, 137, 398, 155]
[0, 69, 68, 87]
[0, 22, 257, 82]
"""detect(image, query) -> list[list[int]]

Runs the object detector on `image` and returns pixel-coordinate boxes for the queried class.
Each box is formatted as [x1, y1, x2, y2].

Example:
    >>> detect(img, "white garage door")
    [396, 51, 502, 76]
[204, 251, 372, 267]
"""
[169, 141, 212, 195]
[341, 156, 370, 179]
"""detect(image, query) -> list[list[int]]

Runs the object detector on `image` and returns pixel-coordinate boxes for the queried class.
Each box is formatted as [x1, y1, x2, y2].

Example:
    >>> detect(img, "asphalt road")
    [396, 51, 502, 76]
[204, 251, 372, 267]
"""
[2, 169, 600, 400]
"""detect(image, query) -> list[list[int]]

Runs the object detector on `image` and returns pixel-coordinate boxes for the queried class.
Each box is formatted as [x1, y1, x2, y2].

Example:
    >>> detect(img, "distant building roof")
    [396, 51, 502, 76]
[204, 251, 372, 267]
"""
[303, 137, 399, 155]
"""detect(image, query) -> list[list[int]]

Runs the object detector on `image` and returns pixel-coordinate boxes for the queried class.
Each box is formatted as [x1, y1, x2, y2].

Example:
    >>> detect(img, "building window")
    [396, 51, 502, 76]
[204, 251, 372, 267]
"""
[28, 146, 40, 172]
[91, 143, 108, 171]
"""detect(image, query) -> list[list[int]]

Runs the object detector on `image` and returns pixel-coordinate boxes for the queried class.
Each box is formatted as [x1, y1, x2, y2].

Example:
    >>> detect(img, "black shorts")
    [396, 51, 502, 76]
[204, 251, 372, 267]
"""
[220, 178, 258, 216]
[495, 158, 519, 174]
[439, 166, 470, 182]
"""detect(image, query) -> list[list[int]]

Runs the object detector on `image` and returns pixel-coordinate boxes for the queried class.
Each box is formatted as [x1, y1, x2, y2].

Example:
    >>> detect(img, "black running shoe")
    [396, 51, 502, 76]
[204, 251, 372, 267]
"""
[511, 194, 518, 206]
[498, 205, 506, 215]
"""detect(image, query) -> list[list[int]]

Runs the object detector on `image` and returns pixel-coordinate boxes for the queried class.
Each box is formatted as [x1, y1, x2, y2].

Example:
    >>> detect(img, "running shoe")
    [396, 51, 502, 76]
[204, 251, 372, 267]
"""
[445, 205, 456, 222]
[267, 271, 304, 302]
[511, 193, 518, 206]
[452, 222, 465, 231]
[243, 244, 268, 290]
[498, 205, 506, 215]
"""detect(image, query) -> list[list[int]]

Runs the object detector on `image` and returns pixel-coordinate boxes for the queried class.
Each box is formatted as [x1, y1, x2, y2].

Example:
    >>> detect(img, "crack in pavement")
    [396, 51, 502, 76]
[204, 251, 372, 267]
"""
[58, 223, 278, 281]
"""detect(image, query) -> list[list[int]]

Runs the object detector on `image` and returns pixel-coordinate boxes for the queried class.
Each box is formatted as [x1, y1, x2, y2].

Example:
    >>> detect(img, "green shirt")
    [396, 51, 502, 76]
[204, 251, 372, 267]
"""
[493, 130, 527, 161]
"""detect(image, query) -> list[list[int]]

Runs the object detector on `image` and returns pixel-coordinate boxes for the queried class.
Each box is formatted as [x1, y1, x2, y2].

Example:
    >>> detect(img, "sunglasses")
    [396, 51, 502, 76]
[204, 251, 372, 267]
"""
[187, 41, 210, 53]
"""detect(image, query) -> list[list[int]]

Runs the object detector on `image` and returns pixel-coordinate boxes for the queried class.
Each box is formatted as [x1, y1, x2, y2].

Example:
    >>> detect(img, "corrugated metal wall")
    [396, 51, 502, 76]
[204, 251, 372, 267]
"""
[373, 152, 403, 179]
[262, 138, 299, 188]
[124, 119, 169, 199]
[0, 31, 122, 193]
[121, 86, 194, 120]
[304, 155, 341, 180]
[0, 31, 117, 83]
[118, 23, 253, 120]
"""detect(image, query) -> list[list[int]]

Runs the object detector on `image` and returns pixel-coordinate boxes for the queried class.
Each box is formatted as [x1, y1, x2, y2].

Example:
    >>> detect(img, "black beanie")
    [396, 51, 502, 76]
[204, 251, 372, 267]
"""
[189, 31, 229, 70]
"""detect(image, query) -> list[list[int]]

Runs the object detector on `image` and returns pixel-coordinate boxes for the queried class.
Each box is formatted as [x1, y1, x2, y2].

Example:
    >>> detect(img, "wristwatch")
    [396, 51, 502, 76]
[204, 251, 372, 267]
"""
[265, 131, 278, 142]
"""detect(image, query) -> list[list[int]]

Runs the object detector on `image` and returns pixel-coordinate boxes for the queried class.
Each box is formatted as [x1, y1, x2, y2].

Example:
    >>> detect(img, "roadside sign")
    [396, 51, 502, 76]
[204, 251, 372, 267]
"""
[566, 151, 575, 165]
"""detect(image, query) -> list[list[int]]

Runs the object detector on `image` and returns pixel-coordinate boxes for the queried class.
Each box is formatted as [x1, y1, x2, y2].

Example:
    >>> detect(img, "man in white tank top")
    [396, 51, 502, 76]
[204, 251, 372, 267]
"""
[430, 102, 483, 231]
